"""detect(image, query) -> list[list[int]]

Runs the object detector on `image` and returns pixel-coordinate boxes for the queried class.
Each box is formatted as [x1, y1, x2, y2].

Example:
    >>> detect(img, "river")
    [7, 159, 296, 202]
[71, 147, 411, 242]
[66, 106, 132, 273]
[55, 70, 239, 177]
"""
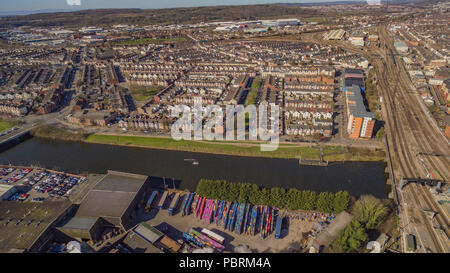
[0, 137, 387, 198]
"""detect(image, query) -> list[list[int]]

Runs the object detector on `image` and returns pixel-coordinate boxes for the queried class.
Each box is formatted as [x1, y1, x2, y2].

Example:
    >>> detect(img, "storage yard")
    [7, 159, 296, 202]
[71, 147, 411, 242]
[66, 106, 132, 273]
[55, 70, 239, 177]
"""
[138, 190, 338, 253]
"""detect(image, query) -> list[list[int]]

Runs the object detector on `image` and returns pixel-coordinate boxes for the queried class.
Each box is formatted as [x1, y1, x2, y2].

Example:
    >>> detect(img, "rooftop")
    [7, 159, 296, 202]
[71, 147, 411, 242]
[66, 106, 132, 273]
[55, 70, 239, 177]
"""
[58, 216, 99, 231]
[346, 85, 375, 119]
[0, 200, 72, 252]
[0, 184, 15, 197]
[75, 171, 148, 221]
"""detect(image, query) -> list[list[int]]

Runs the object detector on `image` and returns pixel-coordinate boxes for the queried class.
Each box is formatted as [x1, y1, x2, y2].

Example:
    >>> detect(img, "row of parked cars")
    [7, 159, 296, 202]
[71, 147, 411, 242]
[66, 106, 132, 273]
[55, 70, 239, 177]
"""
[1, 168, 32, 184]
[8, 192, 29, 202]
[34, 172, 85, 197]
[23, 171, 48, 186]
[0, 167, 16, 177]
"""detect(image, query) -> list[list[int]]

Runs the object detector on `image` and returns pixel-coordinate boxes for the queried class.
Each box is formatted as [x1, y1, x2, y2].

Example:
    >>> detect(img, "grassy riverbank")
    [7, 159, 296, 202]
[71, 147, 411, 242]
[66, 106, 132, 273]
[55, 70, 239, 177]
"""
[85, 134, 385, 161]
[31, 126, 87, 141]
[0, 121, 13, 132]
[26, 125, 385, 161]
[0, 119, 22, 132]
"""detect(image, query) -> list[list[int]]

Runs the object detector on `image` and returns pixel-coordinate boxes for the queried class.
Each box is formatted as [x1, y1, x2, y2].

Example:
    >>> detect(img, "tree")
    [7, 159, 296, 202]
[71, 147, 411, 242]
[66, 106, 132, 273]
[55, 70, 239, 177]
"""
[334, 220, 368, 253]
[333, 191, 350, 213]
[248, 184, 260, 205]
[376, 127, 385, 139]
[269, 187, 285, 208]
[286, 189, 301, 210]
[257, 188, 270, 206]
[316, 192, 334, 213]
[301, 191, 317, 211]
[352, 195, 388, 230]
[195, 179, 347, 212]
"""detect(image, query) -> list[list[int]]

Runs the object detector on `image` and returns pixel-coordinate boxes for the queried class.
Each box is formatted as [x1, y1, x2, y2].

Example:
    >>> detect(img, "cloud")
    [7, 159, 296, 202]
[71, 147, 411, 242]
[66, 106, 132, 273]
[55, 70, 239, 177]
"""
[67, 0, 81, 6]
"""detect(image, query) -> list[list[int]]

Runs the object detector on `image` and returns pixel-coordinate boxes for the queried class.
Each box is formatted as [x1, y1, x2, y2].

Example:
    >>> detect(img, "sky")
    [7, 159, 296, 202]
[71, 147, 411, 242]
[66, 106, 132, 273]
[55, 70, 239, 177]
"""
[0, 0, 364, 12]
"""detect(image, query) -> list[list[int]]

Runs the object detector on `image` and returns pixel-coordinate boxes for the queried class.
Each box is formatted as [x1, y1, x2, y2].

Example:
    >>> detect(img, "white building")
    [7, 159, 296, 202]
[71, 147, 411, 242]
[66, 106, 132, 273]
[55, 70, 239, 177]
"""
[394, 40, 409, 54]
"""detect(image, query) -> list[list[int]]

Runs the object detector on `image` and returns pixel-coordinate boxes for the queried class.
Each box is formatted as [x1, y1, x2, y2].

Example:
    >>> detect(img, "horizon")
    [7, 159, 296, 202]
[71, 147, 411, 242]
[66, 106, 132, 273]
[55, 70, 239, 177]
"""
[0, 0, 368, 13]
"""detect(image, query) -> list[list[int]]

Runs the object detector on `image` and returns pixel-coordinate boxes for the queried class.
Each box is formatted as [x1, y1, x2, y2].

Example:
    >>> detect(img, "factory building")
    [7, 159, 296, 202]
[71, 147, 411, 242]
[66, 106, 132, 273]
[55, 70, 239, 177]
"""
[61, 170, 152, 236]
[343, 68, 365, 92]
[346, 85, 375, 139]
[323, 29, 346, 40]
[0, 200, 74, 253]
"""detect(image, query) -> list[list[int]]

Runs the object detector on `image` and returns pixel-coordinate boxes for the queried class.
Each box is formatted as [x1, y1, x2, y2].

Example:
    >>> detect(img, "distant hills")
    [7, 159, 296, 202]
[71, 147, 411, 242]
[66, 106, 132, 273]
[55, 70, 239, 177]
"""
[0, 0, 436, 27]
[0, 9, 81, 17]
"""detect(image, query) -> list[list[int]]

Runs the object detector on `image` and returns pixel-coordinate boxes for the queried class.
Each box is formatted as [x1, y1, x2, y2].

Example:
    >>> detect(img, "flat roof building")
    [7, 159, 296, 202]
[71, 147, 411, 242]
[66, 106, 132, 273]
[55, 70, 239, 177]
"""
[346, 85, 375, 139]
[74, 170, 151, 230]
[394, 39, 409, 54]
[0, 184, 17, 200]
[0, 200, 73, 253]
[57, 217, 104, 242]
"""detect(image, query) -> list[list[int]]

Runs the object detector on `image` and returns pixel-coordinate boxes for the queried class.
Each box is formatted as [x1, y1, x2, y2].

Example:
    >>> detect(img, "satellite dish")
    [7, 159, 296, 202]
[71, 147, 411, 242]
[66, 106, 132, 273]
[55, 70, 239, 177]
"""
[67, 241, 82, 253]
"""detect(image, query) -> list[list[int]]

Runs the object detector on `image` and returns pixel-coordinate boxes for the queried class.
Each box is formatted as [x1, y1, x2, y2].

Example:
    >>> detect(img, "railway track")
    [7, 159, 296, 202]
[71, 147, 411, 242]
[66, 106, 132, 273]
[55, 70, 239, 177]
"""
[375, 60, 447, 252]
[371, 26, 449, 252]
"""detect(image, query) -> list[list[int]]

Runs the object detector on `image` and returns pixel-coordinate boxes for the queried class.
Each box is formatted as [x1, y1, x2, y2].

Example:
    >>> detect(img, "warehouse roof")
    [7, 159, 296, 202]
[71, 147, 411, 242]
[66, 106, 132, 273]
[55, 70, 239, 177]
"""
[133, 222, 163, 244]
[346, 85, 375, 119]
[0, 200, 72, 252]
[75, 171, 149, 221]
[0, 184, 15, 198]
[93, 171, 148, 193]
[59, 216, 99, 231]
[76, 191, 138, 218]
[344, 68, 364, 75]
[122, 230, 163, 253]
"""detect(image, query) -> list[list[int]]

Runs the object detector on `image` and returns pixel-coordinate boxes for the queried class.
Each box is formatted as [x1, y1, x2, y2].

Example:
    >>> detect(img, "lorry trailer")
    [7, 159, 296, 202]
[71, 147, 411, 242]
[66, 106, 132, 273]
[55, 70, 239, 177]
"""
[168, 192, 181, 216]
[158, 191, 169, 209]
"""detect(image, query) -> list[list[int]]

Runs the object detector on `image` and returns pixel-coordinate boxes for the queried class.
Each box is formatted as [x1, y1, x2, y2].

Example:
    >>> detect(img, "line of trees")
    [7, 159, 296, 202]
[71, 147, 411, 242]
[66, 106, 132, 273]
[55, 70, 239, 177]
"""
[196, 179, 350, 213]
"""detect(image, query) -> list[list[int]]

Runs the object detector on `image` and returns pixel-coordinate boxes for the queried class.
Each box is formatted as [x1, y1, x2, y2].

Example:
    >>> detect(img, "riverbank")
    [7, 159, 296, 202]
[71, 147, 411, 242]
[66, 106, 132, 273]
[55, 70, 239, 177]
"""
[30, 126, 87, 141]
[0, 119, 21, 132]
[85, 134, 385, 162]
[27, 125, 385, 161]
[0, 136, 387, 198]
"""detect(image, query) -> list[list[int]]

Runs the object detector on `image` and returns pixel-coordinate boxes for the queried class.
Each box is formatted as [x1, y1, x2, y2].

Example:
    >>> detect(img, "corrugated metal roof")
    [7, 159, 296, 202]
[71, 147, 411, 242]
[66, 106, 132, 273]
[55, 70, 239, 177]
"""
[59, 217, 99, 231]
[133, 223, 163, 244]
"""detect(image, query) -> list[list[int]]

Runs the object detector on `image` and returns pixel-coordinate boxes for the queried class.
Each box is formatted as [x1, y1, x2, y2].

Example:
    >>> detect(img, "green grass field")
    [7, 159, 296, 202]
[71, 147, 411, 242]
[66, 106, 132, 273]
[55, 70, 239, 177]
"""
[0, 121, 14, 132]
[129, 85, 163, 102]
[245, 77, 261, 106]
[85, 134, 385, 161]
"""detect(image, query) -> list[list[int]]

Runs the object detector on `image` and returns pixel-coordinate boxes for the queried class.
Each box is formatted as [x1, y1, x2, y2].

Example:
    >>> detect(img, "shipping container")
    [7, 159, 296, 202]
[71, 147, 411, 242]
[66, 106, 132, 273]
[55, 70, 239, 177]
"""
[184, 193, 195, 216]
[179, 193, 190, 216]
[145, 190, 158, 212]
[275, 216, 283, 239]
[158, 191, 169, 209]
[234, 203, 246, 235]
[168, 192, 181, 216]
[201, 228, 225, 244]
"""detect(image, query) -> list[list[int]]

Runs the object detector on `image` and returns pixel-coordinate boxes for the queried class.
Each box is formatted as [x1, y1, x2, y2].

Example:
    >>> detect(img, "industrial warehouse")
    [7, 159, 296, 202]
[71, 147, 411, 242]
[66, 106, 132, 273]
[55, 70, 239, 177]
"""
[0, 167, 346, 253]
